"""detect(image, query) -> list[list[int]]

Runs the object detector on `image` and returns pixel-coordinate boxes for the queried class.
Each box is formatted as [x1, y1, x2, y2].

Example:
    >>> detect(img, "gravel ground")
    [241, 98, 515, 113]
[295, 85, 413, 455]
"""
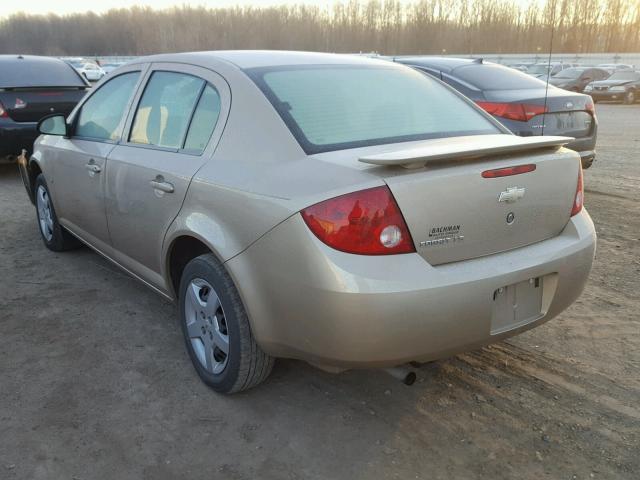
[0, 103, 638, 480]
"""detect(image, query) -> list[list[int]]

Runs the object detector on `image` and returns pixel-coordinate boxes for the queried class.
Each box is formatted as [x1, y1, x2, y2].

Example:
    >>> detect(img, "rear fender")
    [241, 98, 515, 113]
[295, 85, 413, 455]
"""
[162, 213, 241, 300]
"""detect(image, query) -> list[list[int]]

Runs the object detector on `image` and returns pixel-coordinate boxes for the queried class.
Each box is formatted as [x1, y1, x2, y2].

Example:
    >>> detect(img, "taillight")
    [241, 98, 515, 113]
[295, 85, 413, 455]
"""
[585, 97, 595, 115]
[570, 163, 584, 217]
[301, 186, 415, 255]
[476, 101, 547, 122]
[0, 101, 8, 118]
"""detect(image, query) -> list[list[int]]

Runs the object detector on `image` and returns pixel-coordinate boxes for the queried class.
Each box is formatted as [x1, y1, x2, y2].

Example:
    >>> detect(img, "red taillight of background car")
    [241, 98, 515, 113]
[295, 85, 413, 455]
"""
[570, 163, 584, 217]
[476, 101, 547, 122]
[585, 97, 596, 115]
[301, 186, 415, 255]
[0, 101, 8, 118]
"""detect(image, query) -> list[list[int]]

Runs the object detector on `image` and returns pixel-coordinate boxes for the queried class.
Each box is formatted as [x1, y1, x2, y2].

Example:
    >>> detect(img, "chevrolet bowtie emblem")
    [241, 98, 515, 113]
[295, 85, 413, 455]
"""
[498, 186, 526, 203]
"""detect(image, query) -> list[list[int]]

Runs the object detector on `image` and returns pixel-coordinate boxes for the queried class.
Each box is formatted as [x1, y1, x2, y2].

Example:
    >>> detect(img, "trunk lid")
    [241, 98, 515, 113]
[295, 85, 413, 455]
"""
[0, 88, 86, 122]
[484, 88, 594, 138]
[352, 134, 579, 265]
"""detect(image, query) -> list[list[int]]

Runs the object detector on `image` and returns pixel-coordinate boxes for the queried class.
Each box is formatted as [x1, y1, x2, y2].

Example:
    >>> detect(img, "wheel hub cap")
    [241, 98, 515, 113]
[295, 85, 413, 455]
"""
[36, 185, 54, 242]
[184, 278, 229, 374]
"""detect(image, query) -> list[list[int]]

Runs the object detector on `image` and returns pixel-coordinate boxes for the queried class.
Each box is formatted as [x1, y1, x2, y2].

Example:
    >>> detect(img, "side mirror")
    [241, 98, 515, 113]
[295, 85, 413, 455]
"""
[38, 114, 68, 136]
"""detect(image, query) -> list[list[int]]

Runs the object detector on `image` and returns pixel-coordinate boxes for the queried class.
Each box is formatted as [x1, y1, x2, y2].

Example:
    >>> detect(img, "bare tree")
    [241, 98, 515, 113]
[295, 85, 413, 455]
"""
[0, 0, 637, 56]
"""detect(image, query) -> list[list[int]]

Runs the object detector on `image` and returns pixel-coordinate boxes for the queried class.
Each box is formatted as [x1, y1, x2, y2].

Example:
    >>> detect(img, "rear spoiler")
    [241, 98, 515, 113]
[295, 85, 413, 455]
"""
[358, 134, 573, 169]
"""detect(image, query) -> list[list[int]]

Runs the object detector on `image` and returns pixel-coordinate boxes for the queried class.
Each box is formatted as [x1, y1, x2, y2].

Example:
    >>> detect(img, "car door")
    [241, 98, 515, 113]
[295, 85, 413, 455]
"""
[51, 66, 145, 252]
[580, 69, 595, 90]
[105, 63, 230, 289]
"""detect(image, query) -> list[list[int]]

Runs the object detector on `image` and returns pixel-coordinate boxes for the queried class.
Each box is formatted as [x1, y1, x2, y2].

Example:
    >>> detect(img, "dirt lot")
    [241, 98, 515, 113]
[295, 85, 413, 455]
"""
[0, 104, 638, 480]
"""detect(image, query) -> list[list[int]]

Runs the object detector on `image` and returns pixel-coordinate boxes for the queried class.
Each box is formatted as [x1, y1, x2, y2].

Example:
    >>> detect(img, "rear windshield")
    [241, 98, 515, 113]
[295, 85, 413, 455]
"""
[248, 65, 500, 154]
[554, 68, 585, 79]
[0, 56, 86, 89]
[455, 64, 548, 90]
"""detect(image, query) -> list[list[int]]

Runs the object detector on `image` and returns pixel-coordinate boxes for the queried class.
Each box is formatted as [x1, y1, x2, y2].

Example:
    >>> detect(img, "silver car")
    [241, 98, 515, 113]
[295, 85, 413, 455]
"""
[18, 51, 596, 393]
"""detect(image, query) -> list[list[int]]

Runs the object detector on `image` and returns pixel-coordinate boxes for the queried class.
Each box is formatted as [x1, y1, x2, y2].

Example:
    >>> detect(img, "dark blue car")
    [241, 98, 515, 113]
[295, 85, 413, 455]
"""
[394, 57, 598, 169]
[0, 55, 89, 158]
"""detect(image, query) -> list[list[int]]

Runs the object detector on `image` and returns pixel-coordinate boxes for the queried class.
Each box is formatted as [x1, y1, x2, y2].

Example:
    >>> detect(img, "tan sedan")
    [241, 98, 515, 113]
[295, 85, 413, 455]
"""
[19, 51, 596, 393]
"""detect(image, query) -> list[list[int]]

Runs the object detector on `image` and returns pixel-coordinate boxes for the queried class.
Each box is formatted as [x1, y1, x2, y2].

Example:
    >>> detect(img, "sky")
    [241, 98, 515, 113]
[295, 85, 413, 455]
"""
[0, 0, 539, 17]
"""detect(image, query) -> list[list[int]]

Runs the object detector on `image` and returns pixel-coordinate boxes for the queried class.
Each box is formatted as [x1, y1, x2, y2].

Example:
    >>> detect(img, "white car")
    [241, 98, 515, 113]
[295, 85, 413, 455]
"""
[101, 62, 126, 74]
[64, 59, 105, 82]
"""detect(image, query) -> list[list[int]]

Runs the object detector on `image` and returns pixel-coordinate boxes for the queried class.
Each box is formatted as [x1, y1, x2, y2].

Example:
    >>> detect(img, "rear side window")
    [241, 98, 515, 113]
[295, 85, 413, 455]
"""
[249, 66, 500, 154]
[75, 72, 140, 141]
[183, 85, 221, 153]
[130, 71, 204, 149]
[455, 64, 548, 90]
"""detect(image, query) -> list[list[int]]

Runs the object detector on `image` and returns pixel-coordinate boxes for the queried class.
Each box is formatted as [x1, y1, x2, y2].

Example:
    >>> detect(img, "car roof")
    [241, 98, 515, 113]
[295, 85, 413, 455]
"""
[0, 55, 88, 88]
[130, 50, 392, 70]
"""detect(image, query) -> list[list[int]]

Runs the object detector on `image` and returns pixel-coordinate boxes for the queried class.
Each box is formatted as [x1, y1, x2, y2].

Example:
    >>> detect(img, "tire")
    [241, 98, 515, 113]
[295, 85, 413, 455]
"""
[623, 90, 636, 105]
[34, 174, 82, 251]
[178, 253, 274, 393]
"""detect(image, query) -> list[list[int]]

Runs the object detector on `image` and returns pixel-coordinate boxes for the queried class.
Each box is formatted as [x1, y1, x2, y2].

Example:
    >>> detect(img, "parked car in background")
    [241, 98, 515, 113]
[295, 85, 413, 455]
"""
[507, 62, 534, 72]
[394, 57, 598, 168]
[597, 63, 634, 73]
[526, 62, 578, 79]
[63, 58, 106, 81]
[585, 70, 640, 104]
[548, 67, 610, 92]
[101, 61, 126, 74]
[19, 51, 595, 393]
[0, 55, 88, 158]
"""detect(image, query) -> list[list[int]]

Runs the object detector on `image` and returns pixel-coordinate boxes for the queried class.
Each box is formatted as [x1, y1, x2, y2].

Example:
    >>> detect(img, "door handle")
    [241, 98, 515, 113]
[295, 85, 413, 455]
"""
[150, 177, 174, 193]
[85, 162, 101, 173]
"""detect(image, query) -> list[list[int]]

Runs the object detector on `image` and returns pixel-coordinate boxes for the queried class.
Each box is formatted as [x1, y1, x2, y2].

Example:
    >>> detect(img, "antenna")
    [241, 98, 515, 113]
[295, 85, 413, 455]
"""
[542, 0, 557, 137]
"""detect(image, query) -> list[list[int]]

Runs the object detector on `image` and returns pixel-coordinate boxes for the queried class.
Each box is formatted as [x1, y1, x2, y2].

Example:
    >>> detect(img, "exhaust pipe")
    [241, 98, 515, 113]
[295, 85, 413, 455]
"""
[384, 366, 416, 386]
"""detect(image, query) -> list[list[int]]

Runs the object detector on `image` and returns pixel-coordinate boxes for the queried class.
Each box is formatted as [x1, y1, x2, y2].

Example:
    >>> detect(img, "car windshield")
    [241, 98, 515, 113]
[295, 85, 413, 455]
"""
[454, 64, 547, 90]
[248, 65, 500, 154]
[608, 71, 640, 81]
[554, 68, 584, 79]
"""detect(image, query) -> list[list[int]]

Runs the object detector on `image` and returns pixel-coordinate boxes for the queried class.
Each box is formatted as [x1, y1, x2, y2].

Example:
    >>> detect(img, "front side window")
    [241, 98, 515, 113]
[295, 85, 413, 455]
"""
[130, 71, 204, 149]
[75, 72, 140, 141]
[249, 65, 500, 154]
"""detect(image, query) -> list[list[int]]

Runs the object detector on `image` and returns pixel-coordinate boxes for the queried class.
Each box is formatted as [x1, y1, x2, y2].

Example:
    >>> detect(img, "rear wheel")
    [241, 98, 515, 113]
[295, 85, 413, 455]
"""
[34, 174, 82, 251]
[624, 90, 636, 105]
[581, 157, 594, 169]
[179, 253, 274, 393]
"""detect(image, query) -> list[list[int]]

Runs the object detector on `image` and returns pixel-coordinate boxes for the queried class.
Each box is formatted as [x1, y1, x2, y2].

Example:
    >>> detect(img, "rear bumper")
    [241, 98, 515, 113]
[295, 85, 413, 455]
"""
[0, 119, 38, 157]
[499, 116, 597, 162]
[588, 91, 626, 102]
[226, 210, 596, 368]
